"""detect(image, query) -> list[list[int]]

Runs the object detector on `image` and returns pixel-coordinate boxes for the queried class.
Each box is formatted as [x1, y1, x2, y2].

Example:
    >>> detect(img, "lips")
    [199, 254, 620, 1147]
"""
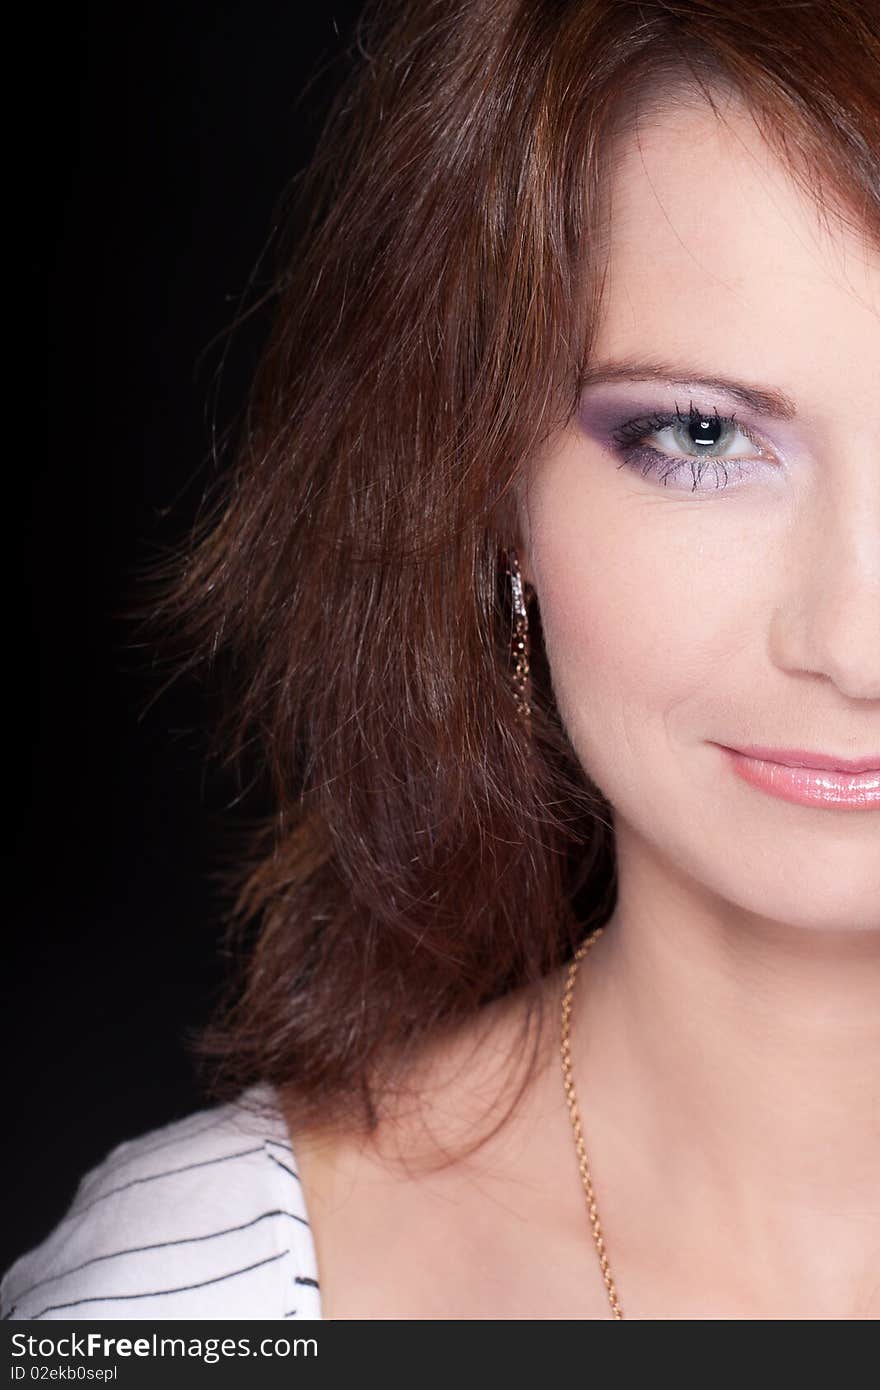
[716, 745, 880, 810]
[724, 745, 880, 775]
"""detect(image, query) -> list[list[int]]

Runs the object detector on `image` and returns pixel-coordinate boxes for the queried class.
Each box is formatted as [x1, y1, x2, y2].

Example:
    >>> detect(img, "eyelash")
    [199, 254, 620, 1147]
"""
[609, 403, 768, 492]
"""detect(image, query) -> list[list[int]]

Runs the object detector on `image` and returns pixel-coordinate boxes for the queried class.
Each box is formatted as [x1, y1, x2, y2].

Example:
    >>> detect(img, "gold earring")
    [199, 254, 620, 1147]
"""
[506, 547, 532, 728]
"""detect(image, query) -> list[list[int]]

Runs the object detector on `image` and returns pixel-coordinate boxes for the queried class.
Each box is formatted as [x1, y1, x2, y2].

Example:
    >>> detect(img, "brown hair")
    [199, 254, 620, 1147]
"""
[141, 0, 880, 1156]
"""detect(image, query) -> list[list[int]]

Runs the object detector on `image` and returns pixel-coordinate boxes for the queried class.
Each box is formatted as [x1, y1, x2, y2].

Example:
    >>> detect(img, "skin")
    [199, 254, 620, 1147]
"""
[289, 95, 880, 1319]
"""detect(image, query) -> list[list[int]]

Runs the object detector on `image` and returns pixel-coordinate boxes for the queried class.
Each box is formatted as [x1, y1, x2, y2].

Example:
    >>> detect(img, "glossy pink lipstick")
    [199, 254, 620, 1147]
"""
[716, 744, 880, 810]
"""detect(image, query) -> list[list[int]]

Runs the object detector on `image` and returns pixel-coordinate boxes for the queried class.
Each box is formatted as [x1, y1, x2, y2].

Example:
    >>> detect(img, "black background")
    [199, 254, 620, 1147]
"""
[10, 1, 366, 1273]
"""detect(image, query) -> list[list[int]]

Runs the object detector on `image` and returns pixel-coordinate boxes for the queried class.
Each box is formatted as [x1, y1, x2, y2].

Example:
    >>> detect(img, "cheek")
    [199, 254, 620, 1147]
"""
[530, 490, 760, 803]
[524, 455, 880, 926]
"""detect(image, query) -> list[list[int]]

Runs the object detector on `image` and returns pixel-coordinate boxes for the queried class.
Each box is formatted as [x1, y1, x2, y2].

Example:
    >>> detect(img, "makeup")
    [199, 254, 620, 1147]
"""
[608, 403, 765, 491]
[715, 745, 880, 810]
[576, 381, 794, 496]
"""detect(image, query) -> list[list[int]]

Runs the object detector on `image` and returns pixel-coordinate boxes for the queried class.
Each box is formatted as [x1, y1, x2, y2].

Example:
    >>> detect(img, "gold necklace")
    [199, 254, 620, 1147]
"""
[560, 926, 625, 1319]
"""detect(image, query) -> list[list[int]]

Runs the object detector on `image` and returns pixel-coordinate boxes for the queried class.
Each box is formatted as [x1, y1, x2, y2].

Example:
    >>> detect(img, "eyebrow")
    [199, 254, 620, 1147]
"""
[581, 359, 798, 420]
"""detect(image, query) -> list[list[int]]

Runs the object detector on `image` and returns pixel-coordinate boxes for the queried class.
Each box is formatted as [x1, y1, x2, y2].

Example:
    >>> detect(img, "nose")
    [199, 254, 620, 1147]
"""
[770, 473, 880, 701]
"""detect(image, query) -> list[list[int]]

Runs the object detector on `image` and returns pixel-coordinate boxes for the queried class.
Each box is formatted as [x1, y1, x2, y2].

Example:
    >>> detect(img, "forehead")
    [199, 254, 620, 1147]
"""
[593, 98, 880, 386]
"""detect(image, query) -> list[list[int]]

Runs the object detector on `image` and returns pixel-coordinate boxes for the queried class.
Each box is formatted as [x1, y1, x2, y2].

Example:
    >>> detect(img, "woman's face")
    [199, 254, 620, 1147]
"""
[517, 97, 880, 932]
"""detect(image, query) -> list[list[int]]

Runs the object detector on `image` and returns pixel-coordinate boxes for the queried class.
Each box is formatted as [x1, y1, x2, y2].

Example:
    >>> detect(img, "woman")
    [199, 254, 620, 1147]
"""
[5, 0, 878, 1321]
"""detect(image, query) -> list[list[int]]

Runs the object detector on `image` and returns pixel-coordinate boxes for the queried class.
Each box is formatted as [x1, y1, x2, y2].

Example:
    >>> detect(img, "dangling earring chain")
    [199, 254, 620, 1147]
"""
[507, 547, 532, 728]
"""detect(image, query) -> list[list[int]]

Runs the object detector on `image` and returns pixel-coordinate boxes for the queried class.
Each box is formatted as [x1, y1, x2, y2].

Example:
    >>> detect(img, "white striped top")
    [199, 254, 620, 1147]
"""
[1, 1085, 322, 1321]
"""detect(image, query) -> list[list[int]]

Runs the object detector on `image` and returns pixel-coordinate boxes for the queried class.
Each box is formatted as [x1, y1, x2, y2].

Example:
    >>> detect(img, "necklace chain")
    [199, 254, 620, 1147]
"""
[560, 926, 625, 1320]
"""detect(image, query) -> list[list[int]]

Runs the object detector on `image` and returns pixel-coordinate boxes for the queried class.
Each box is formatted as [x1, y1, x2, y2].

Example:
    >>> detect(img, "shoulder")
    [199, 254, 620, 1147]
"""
[1, 1084, 321, 1322]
